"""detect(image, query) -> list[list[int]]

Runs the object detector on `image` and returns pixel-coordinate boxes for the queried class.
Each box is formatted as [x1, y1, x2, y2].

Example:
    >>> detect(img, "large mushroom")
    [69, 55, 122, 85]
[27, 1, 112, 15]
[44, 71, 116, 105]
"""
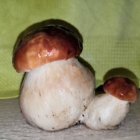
[80, 74, 138, 130]
[12, 19, 95, 131]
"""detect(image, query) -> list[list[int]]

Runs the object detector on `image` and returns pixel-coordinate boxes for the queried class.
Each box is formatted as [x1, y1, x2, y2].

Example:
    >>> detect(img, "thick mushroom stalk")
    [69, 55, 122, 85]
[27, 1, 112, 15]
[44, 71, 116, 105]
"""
[80, 77, 138, 130]
[12, 19, 95, 131]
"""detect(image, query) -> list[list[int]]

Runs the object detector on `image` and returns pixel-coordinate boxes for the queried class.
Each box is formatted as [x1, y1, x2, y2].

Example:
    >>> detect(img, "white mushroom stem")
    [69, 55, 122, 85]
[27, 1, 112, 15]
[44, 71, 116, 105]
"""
[80, 93, 129, 130]
[20, 58, 95, 131]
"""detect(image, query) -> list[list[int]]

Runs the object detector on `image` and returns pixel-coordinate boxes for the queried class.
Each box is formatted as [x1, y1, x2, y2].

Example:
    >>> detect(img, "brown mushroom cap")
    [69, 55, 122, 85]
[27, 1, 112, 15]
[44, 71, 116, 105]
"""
[103, 77, 138, 103]
[13, 19, 83, 72]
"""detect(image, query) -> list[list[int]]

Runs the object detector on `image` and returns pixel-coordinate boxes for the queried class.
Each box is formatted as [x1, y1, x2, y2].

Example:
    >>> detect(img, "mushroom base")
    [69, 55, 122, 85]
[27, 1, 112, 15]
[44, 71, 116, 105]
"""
[20, 58, 95, 131]
[80, 94, 129, 130]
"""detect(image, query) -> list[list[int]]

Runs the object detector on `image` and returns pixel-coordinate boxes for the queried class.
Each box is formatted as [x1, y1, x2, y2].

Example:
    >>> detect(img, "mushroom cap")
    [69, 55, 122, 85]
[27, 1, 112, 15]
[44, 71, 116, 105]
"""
[13, 19, 83, 72]
[103, 67, 139, 87]
[103, 77, 138, 103]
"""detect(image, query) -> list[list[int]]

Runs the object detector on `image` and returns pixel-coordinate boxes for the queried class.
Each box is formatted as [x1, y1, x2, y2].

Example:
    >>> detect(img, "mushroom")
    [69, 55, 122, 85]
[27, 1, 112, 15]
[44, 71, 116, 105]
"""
[80, 77, 138, 130]
[12, 19, 95, 131]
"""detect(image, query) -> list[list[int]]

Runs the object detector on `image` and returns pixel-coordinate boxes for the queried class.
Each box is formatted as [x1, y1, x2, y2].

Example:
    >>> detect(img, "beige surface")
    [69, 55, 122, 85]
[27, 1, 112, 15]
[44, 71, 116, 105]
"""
[0, 97, 140, 140]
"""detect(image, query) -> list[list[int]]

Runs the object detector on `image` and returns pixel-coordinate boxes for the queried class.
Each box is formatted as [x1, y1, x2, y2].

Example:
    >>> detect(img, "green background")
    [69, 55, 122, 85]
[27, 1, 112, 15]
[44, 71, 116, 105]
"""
[0, 0, 140, 99]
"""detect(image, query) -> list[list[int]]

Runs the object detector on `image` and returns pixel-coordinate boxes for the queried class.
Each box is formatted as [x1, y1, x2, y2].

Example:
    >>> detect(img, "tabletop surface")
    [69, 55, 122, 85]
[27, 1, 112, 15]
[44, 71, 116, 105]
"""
[0, 97, 140, 140]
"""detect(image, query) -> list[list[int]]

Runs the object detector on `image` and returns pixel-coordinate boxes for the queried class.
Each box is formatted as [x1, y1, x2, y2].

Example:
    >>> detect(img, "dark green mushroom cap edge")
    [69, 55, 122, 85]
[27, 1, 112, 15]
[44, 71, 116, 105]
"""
[103, 67, 139, 88]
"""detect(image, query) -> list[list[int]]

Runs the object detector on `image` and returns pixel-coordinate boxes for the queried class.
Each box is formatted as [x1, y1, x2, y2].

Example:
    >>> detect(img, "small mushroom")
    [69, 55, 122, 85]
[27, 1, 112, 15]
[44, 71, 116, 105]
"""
[13, 19, 95, 131]
[80, 77, 138, 130]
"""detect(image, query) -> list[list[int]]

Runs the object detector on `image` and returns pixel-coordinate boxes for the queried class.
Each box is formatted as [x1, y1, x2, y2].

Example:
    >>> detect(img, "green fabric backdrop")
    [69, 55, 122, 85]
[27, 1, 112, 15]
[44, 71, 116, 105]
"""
[0, 0, 140, 99]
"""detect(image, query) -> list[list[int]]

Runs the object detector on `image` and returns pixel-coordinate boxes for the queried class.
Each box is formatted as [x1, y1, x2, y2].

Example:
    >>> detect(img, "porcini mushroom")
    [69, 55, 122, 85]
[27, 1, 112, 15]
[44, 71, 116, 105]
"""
[12, 19, 95, 131]
[80, 77, 138, 130]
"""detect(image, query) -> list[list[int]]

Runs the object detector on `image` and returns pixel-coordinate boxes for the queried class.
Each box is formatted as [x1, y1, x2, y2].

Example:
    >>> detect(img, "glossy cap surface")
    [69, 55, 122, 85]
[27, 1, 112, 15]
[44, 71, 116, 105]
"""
[104, 77, 138, 102]
[13, 19, 83, 72]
